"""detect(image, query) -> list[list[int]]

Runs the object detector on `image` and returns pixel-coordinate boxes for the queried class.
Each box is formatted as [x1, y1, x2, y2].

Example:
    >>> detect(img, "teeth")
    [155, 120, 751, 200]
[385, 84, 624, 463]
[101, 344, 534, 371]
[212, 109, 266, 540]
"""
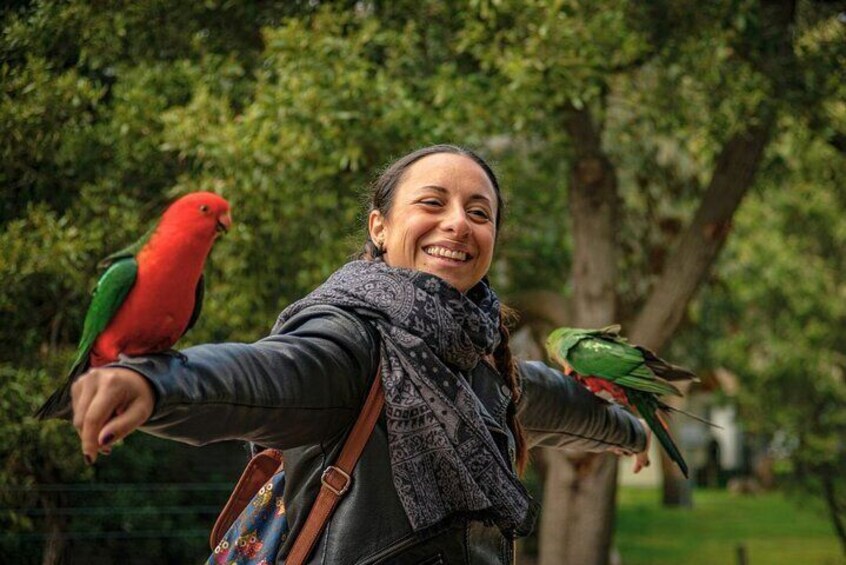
[425, 246, 468, 261]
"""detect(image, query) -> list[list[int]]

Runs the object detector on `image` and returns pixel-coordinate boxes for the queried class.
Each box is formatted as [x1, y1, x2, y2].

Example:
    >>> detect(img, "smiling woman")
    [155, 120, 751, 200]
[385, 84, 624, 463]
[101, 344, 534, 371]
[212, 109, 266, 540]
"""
[368, 150, 498, 293]
[55, 144, 650, 565]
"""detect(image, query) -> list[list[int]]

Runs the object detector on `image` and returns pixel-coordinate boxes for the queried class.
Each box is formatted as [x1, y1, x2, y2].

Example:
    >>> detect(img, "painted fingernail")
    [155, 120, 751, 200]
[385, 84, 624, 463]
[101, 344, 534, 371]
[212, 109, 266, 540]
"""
[84, 454, 93, 466]
[101, 433, 115, 446]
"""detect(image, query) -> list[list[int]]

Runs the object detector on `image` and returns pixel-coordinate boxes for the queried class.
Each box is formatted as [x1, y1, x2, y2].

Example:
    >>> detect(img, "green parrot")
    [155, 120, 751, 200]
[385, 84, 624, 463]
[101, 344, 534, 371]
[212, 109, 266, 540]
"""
[545, 325, 700, 478]
[36, 192, 231, 420]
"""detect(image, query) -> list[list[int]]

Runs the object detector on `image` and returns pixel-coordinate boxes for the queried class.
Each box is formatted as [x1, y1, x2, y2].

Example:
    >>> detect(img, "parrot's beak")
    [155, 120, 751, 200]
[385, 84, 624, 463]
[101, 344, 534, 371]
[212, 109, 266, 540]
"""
[216, 213, 232, 234]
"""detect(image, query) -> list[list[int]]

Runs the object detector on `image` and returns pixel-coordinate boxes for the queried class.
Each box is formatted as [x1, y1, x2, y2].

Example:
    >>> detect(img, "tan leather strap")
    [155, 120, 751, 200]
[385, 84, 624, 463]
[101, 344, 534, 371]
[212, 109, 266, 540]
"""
[286, 366, 385, 565]
[210, 448, 283, 550]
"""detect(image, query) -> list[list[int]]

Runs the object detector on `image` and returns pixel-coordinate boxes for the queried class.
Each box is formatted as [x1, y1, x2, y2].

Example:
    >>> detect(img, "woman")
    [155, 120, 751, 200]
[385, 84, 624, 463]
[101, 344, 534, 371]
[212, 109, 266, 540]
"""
[69, 145, 648, 564]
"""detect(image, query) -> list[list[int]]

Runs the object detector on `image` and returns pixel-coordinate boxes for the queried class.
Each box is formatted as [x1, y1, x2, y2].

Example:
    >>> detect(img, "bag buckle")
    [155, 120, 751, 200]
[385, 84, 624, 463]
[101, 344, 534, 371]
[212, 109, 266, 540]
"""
[321, 466, 351, 496]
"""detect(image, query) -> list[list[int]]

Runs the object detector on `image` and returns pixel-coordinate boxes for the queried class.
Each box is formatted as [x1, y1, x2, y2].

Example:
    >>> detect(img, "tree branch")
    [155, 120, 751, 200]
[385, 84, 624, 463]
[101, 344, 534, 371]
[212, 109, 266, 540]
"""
[629, 0, 797, 352]
[629, 119, 773, 351]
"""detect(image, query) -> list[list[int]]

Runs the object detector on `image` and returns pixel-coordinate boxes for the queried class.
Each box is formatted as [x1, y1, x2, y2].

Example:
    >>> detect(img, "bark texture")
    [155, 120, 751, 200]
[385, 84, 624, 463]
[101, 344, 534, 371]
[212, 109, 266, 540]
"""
[538, 106, 620, 565]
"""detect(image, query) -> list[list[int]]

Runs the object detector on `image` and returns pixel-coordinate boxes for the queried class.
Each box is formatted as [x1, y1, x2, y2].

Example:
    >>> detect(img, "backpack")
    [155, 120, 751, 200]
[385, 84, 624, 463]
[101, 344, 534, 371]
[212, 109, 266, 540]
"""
[207, 363, 384, 564]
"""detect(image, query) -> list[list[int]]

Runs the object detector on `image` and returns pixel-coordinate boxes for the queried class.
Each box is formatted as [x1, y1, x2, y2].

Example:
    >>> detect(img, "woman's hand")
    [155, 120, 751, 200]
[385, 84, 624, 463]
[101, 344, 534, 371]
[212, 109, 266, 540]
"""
[71, 367, 155, 465]
[611, 418, 652, 474]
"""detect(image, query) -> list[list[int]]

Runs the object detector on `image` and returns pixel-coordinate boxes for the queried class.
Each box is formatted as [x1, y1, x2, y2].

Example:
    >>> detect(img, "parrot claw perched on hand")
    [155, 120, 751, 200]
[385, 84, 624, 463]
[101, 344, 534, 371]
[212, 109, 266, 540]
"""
[157, 349, 191, 365]
[36, 192, 231, 420]
[545, 325, 702, 478]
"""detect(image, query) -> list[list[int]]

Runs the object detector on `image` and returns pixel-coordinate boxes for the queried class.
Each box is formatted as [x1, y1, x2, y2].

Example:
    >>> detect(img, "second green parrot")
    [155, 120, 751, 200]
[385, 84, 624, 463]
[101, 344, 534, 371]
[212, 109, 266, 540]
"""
[545, 325, 698, 478]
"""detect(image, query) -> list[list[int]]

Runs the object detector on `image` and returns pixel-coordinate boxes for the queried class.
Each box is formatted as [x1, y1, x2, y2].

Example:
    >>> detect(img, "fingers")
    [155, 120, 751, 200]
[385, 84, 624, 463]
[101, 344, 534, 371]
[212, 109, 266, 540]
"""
[98, 397, 151, 450]
[70, 367, 155, 465]
[632, 450, 651, 474]
[72, 372, 100, 464]
[631, 418, 652, 474]
[79, 379, 119, 464]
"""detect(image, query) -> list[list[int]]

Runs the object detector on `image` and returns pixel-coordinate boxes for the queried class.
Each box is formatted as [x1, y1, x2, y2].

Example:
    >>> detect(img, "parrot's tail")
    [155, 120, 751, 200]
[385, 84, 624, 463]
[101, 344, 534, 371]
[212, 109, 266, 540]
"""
[35, 362, 86, 421]
[659, 402, 723, 429]
[34, 384, 73, 420]
[637, 346, 699, 383]
[636, 394, 689, 478]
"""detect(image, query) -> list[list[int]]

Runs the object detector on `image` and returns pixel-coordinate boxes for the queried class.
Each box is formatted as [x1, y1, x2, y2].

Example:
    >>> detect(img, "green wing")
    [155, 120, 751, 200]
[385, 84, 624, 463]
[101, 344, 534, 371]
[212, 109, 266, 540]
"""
[36, 257, 138, 420]
[69, 257, 138, 374]
[569, 336, 682, 397]
[98, 223, 156, 269]
[182, 274, 204, 336]
[556, 325, 622, 356]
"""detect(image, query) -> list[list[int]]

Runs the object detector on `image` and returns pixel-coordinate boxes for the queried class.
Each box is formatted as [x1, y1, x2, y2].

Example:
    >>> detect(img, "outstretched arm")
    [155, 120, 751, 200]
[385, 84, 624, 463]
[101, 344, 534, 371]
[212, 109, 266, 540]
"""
[72, 305, 379, 464]
[517, 360, 648, 455]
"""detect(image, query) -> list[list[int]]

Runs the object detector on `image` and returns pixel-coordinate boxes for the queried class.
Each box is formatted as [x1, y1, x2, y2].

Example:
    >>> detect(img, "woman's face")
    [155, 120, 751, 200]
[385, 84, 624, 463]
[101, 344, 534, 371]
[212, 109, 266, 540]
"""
[369, 153, 498, 293]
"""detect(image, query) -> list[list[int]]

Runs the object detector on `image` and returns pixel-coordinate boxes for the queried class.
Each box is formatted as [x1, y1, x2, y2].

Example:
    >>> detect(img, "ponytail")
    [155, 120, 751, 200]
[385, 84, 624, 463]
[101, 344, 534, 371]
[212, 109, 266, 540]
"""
[493, 307, 528, 475]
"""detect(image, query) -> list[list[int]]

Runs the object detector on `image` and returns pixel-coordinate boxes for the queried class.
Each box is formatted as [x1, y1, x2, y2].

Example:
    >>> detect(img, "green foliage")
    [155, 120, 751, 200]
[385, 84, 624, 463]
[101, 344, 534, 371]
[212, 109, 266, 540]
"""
[686, 118, 846, 549]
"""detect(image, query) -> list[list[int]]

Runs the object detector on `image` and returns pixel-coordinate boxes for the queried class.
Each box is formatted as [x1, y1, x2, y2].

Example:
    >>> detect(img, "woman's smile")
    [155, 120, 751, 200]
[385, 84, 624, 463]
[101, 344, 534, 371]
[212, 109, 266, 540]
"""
[423, 244, 471, 262]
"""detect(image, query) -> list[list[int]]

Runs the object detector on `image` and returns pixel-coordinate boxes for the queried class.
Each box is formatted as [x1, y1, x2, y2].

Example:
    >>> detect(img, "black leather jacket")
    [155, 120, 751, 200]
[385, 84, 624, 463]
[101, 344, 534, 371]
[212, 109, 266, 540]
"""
[115, 305, 646, 564]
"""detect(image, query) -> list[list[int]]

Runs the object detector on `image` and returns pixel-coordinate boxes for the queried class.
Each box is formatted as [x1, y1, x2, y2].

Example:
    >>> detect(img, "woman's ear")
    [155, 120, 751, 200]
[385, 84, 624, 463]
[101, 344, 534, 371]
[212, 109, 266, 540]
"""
[368, 210, 386, 246]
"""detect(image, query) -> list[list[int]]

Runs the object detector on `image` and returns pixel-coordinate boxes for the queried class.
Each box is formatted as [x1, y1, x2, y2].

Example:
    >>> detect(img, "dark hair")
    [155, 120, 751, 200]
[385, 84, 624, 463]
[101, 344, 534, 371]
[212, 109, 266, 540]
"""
[361, 144, 528, 474]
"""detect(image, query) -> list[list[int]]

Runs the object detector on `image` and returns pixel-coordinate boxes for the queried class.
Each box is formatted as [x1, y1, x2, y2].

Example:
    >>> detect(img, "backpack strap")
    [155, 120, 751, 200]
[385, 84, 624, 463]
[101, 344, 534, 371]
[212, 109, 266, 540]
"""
[286, 364, 385, 565]
[209, 447, 283, 550]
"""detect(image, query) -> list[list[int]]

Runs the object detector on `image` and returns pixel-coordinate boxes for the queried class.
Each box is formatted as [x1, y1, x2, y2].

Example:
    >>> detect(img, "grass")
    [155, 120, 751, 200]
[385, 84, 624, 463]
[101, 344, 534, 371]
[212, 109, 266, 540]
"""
[615, 487, 845, 565]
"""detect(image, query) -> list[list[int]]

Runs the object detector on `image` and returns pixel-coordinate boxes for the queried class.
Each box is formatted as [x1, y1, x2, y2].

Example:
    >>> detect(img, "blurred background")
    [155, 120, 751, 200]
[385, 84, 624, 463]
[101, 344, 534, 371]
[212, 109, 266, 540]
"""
[1, 1, 844, 563]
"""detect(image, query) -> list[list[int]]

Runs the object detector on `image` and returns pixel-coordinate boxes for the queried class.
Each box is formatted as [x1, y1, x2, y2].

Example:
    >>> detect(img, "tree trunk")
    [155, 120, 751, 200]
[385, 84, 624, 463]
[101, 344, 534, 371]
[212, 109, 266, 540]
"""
[540, 98, 775, 561]
[628, 0, 796, 508]
[40, 491, 67, 565]
[538, 106, 620, 564]
[821, 474, 846, 556]
[539, 451, 619, 565]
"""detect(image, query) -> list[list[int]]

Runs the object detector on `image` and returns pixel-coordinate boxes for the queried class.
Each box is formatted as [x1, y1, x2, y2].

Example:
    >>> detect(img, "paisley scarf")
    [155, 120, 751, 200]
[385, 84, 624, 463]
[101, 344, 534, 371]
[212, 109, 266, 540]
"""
[273, 260, 537, 537]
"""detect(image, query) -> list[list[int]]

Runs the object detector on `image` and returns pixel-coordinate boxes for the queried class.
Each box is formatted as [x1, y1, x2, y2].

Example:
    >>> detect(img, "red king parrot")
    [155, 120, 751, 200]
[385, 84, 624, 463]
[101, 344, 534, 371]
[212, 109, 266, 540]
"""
[545, 325, 699, 478]
[36, 191, 231, 420]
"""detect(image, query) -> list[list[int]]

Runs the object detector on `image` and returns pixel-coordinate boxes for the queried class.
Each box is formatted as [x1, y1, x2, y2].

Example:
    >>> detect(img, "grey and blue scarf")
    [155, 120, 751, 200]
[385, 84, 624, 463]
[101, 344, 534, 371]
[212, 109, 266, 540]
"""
[273, 260, 537, 538]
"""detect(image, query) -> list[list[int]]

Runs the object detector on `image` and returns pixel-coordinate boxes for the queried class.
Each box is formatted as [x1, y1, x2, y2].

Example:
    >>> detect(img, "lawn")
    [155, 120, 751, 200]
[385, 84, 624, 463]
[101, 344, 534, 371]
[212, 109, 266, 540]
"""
[615, 487, 845, 565]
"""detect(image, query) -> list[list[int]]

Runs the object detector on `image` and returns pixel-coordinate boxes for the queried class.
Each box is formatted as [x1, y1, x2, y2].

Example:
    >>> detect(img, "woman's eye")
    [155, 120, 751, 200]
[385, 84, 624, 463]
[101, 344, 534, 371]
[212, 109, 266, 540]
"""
[469, 209, 491, 220]
[420, 199, 442, 207]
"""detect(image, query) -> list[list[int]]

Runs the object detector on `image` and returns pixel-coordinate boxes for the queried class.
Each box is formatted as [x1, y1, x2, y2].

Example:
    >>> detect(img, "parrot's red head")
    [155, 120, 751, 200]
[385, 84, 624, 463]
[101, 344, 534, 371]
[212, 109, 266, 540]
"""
[163, 191, 232, 238]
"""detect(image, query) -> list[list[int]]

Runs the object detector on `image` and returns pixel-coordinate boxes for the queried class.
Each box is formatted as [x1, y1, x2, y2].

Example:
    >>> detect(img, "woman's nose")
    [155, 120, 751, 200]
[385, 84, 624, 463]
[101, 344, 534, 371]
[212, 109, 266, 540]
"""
[442, 205, 471, 237]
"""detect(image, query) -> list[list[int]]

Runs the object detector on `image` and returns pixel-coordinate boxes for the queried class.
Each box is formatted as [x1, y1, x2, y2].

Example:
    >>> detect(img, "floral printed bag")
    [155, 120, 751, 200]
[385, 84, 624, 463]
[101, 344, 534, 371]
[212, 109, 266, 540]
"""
[206, 361, 383, 565]
[207, 449, 289, 565]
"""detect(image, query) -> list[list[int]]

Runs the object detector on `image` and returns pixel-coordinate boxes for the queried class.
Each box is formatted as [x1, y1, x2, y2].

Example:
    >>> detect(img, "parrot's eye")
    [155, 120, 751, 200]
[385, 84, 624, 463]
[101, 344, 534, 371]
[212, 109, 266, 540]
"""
[199, 204, 210, 213]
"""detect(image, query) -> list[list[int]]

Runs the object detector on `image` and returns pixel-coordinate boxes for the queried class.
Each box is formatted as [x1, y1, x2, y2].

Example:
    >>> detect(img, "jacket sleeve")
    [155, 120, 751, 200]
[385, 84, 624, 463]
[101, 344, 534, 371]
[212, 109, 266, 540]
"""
[108, 305, 379, 450]
[516, 360, 647, 453]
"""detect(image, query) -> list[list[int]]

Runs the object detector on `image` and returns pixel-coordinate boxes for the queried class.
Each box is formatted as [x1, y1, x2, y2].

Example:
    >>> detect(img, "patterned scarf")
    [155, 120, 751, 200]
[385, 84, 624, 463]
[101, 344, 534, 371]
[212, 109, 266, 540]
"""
[273, 260, 537, 538]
